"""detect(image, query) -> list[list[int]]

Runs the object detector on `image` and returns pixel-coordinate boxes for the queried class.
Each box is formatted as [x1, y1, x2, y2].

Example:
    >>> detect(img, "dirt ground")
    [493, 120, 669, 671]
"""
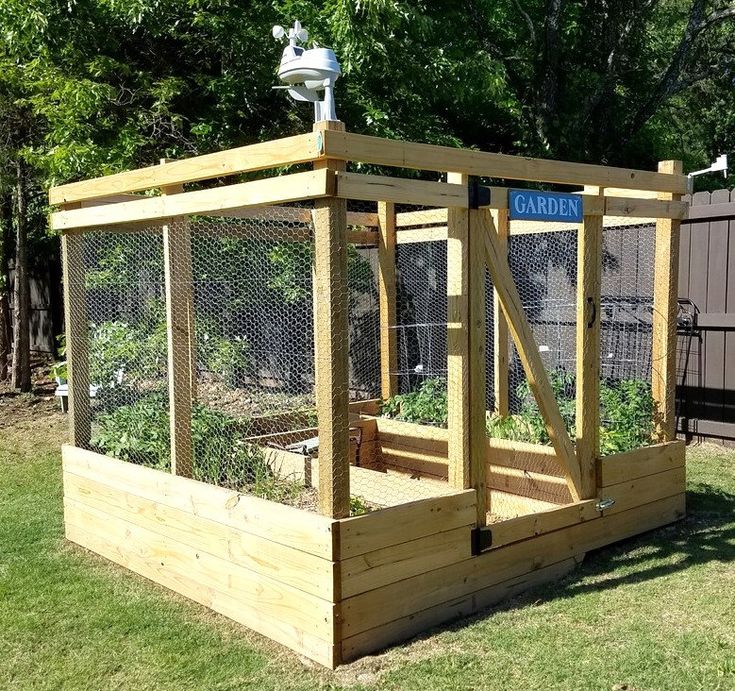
[0, 358, 67, 437]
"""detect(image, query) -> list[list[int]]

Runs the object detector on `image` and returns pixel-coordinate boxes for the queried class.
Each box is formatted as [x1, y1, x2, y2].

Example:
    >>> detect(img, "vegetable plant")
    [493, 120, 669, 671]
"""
[380, 378, 448, 426]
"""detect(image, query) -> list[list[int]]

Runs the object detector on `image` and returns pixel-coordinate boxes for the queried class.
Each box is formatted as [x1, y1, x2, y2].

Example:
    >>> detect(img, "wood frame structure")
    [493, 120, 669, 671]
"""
[52, 125, 688, 668]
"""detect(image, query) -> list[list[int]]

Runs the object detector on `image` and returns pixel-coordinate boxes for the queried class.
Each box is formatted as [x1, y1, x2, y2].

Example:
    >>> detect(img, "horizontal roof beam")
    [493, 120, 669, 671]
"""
[49, 133, 322, 205]
[321, 131, 687, 195]
[52, 169, 331, 231]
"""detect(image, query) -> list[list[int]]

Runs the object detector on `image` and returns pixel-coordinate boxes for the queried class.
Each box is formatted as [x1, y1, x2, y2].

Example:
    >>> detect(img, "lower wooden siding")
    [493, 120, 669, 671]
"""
[61, 441, 687, 668]
[338, 444, 686, 660]
[597, 440, 685, 487]
[62, 446, 339, 667]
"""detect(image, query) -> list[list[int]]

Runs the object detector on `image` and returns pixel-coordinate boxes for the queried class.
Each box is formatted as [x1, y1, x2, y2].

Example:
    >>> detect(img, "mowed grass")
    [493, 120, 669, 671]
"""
[1, 400, 733, 691]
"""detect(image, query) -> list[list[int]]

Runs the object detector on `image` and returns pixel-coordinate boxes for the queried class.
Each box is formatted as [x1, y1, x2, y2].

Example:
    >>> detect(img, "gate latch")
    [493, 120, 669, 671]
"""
[596, 496, 616, 512]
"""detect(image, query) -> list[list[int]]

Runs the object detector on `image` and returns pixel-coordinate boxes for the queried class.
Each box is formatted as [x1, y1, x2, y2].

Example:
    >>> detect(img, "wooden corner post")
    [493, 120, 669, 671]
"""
[576, 189, 603, 496]
[313, 120, 351, 518]
[61, 218, 91, 448]
[161, 160, 195, 478]
[652, 160, 683, 441]
[377, 201, 398, 399]
[446, 172, 470, 494]
[447, 173, 488, 524]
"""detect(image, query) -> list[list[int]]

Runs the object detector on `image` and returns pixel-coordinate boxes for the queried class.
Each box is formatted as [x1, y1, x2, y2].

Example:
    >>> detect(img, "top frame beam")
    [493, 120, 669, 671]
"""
[49, 133, 322, 205]
[320, 131, 688, 195]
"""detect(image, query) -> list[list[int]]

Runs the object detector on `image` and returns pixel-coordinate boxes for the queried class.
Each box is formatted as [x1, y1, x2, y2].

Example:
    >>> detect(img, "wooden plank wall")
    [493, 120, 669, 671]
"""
[62, 446, 340, 668]
[677, 189, 735, 444]
[338, 441, 685, 662]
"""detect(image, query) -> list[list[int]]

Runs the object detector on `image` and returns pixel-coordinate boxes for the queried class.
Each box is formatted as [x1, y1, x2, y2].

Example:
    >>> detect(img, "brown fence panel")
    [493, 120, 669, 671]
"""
[677, 188, 735, 444]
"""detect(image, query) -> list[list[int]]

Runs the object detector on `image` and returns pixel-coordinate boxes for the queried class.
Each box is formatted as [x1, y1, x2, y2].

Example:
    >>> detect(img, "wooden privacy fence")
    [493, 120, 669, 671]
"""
[678, 188, 735, 444]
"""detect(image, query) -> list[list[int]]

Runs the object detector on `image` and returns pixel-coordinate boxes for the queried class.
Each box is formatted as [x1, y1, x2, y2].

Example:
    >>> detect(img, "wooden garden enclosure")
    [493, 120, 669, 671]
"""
[52, 121, 689, 668]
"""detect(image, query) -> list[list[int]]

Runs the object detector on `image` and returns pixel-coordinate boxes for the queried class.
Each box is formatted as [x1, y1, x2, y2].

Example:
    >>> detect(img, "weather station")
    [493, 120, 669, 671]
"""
[272, 20, 341, 122]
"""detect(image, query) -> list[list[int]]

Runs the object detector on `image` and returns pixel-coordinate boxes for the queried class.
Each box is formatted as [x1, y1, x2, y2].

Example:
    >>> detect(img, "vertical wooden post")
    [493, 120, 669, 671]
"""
[446, 174, 488, 522]
[162, 162, 194, 477]
[652, 160, 683, 441]
[469, 208, 489, 524]
[492, 208, 510, 417]
[313, 120, 350, 518]
[377, 201, 398, 400]
[575, 190, 603, 497]
[61, 222, 91, 448]
[446, 172, 470, 492]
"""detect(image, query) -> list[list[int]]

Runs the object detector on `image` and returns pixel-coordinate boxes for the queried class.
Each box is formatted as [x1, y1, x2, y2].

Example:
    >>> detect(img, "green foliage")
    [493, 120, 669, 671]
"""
[91, 394, 170, 469]
[349, 495, 373, 517]
[599, 378, 655, 455]
[380, 371, 654, 454]
[380, 378, 447, 426]
[486, 370, 656, 455]
[91, 395, 304, 503]
[205, 336, 252, 388]
[88, 319, 167, 388]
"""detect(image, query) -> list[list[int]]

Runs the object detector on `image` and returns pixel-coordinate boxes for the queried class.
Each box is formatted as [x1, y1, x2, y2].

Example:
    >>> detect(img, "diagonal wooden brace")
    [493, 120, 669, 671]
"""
[479, 210, 583, 501]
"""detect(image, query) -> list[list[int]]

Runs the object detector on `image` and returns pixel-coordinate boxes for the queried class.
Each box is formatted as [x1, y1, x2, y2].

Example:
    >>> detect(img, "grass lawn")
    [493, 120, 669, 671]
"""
[1, 396, 734, 690]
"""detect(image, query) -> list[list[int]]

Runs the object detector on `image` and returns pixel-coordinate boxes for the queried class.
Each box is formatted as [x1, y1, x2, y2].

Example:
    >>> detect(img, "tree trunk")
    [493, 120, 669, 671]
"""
[0, 293, 10, 381]
[11, 159, 31, 392]
[0, 195, 10, 381]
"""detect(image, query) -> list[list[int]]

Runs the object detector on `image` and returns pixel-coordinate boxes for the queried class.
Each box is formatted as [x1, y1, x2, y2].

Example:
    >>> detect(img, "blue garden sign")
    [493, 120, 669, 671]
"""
[508, 189, 583, 223]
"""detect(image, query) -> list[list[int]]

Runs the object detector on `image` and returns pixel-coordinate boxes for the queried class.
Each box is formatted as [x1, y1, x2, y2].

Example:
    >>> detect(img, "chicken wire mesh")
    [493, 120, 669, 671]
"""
[67, 202, 458, 517]
[77, 229, 170, 467]
[389, 216, 658, 518]
[64, 198, 658, 522]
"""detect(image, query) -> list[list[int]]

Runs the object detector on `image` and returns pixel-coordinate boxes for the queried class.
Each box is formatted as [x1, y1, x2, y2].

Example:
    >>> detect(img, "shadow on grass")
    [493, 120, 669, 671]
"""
[554, 485, 735, 598]
[357, 483, 735, 658]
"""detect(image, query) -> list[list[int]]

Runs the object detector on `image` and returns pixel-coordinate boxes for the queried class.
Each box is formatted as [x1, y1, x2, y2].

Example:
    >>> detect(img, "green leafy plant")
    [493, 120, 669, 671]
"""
[599, 378, 655, 455]
[486, 369, 655, 455]
[91, 395, 170, 469]
[349, 495, 373, 516]
[91, 396, 304, 503]
[206, 336, 252, 388]
[380, 378, 448, 426]
[88, 319, 167, 389]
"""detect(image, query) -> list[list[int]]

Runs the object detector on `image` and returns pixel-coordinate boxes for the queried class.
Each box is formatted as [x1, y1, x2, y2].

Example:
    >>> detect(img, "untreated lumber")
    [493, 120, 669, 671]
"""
[446, 172, 471, 495]
[652, 160, 683, 441]
[162, 167, 194, 477]
[492, 207, 510, 417]
[377, 201, 398, 399]
[312, 120, 350, 519]
[52, 169, 332, 230]
[480, 211, 582, 500]
[335, 171, 470, 208]
[597, 440, 685, 486]
[576, 191, 603, 497]
[319, 130, 688, 194]
[50, 132, 322, 205]
[468, 208, 489, 522]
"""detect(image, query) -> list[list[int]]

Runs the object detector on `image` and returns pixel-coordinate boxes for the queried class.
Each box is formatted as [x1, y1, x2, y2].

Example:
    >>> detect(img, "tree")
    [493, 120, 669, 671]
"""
[11, 159, 30, 391]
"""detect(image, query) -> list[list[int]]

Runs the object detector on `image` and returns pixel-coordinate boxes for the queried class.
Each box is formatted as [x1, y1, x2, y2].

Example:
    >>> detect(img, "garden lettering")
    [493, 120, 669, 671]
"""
[508, 189, 583, 223]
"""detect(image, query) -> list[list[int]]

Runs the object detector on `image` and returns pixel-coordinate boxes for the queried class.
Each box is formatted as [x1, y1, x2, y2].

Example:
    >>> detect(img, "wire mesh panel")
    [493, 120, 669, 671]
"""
[79, 229, 170, 468]
[599, 223, 657, 454]
[394, 240, 448, 395]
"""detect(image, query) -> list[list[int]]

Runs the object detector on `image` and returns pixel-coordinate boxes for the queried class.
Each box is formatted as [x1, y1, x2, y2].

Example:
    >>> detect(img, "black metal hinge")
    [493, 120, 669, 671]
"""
[468, 177, 491, 209]
[471, 526, 493, 555]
